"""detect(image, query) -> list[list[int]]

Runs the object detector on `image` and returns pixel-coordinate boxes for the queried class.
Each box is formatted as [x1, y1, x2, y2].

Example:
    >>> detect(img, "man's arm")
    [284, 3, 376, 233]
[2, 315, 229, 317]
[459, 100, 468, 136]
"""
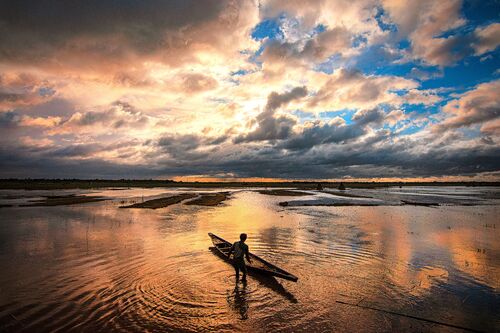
[227, 243, 234, 258]
[245, 245, 251, 263]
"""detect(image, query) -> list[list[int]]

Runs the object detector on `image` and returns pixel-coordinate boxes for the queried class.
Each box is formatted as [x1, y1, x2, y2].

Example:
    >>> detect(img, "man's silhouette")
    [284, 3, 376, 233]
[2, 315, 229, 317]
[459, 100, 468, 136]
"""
[228, 233, 252, 281]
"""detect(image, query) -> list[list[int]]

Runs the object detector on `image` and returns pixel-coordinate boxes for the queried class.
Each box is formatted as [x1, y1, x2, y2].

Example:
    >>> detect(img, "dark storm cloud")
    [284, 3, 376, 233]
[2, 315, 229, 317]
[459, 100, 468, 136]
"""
[151, 141, 500, 179]
[0, 0, 229, 67]
[278, 108, 385, 151]
[48, 144, 104, 158]
[157, 133, 228, 160]
[234, 86, 307, 143]
[0, 147, 156, 179]
[54, 101, 149, 132]
[0, 111, 20, 127]
[159, 134, 202, 152]
[147, 122, 500, 179]
[2, 133, 500, 179]
[265, 86, 308, 111]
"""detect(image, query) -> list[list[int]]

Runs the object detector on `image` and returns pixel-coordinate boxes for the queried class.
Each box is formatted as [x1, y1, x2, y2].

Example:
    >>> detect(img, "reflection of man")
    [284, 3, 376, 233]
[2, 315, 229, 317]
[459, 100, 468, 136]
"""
[228, 233, 252, 282]
[233, 280, 248, 320]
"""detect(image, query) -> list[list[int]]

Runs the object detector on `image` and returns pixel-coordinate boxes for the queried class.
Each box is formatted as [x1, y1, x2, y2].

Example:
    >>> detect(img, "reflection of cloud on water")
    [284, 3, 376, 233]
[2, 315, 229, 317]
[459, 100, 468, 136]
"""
[410, 266, 449, 296]
[432, 226, 500, 290]
[1, 188, 498, 332]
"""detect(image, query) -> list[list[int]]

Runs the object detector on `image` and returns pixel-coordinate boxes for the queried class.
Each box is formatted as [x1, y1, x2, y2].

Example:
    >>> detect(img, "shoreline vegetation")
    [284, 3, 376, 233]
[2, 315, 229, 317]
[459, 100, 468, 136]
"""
[1, 179, 499, 190]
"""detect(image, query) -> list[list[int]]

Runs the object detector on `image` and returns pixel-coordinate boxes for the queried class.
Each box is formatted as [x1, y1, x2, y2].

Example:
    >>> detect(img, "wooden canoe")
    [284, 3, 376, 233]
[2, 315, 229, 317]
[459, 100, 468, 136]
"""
[208, 233, 298, 282]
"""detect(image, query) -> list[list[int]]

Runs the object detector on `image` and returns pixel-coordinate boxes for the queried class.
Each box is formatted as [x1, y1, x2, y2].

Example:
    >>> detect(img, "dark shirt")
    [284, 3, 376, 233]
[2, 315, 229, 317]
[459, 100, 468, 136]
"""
[231, 241, 249, 261]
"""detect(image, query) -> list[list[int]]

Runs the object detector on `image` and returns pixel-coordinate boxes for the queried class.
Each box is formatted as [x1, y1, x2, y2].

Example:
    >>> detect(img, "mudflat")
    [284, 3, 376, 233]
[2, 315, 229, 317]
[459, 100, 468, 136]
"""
[184, 192, 230, 206]
[120, 193, 197, 209]
[257, 189, 311, 196]
[20, 194, 107, 207]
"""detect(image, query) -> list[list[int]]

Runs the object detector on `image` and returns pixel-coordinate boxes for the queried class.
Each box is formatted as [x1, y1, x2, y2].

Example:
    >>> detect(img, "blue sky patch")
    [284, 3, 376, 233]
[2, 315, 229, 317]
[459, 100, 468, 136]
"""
[251, 17, 283, 40]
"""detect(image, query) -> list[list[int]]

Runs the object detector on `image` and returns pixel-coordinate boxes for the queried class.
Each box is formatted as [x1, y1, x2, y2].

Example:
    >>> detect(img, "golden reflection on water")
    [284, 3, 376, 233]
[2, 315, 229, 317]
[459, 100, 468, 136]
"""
[433, 226, 500, 291]
[0, 189, 499, 332]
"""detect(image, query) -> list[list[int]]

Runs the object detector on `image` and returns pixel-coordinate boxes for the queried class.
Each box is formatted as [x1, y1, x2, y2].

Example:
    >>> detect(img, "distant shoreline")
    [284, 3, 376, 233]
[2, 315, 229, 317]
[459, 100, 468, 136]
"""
[0, 179, 499, 190]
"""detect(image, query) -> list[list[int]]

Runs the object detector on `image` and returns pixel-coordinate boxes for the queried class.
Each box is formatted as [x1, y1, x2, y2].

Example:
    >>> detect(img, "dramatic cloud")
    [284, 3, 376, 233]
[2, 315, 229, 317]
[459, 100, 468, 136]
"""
[383, 0, 500, 66]
[49, 101, 150, 135]
[0, 73, 55, 111]
[473, 23, 500, 55]
[235, 86, 307, 142]
[260, 27, 352, 66]
[307, 69, 418, 110]
[279, 108, 388, 151]
[0, 1, 498, 180]
[435, 80, 500, 133]
[0, 0, 259, 71]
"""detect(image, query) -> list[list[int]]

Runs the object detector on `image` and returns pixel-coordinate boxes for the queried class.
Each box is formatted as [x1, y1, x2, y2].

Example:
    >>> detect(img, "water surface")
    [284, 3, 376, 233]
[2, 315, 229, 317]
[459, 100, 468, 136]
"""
[0, 187, 499, 332]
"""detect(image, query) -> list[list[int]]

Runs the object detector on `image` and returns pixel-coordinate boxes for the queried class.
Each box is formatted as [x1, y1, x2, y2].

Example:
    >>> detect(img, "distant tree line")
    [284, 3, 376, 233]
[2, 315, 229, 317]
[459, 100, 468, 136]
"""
[0, 178, 498, 190]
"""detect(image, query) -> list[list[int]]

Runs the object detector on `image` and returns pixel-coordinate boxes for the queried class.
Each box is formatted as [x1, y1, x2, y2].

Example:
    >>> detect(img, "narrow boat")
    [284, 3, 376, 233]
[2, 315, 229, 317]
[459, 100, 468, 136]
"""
[208, 233, 298, 282]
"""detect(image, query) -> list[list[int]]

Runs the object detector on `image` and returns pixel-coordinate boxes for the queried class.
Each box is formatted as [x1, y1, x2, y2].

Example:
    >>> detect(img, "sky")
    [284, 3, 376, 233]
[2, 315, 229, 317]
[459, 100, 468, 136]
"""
[0, 0, 499, 181]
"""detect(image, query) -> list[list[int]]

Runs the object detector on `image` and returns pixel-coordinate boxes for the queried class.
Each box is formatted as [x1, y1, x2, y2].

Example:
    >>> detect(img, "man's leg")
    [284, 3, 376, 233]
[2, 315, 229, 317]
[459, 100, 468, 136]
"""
[234, 262, 240, 281]
[241, 263, 247, 281]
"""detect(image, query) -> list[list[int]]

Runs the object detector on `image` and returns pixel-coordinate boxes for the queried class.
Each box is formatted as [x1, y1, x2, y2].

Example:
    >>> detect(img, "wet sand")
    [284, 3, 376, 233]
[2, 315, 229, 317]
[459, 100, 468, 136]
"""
[0, 187, 499, 332]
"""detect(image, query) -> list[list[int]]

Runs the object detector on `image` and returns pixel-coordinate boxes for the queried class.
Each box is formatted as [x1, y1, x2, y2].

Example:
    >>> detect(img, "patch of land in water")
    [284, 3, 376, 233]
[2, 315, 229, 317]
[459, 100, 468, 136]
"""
[1, 179, 499, 190]
[184, 192, 229, 206]
[401, 200, 439, 207]
[279, 201, 379, 207]
[323, 191, 372, 198]
[257, 189, 312, 196]
[20, 195, 107, 207]
[120, 193, 197, 209]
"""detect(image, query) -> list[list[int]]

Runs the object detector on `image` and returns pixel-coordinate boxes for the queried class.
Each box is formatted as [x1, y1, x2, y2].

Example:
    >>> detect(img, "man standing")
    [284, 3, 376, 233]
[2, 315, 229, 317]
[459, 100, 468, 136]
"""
[228, 233, 252, 281]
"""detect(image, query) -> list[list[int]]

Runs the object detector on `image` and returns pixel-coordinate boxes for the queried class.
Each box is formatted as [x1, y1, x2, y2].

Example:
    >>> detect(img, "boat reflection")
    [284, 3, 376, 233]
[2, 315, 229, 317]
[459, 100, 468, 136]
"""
[209, 247, 298, 304]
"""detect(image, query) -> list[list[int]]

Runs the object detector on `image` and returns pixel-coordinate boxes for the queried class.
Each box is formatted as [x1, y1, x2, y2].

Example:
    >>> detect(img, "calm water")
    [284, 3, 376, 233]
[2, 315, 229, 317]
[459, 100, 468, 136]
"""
[0, 188, 499, 332]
